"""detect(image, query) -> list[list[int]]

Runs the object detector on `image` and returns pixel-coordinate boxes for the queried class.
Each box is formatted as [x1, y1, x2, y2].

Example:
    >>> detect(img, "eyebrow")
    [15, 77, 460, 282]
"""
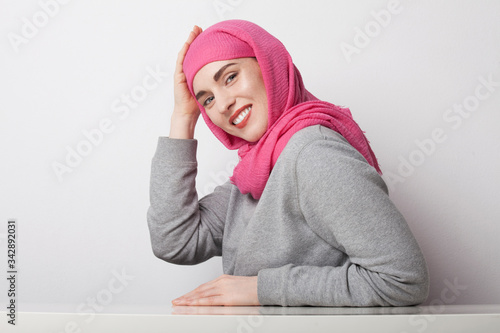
[195, 63, 237, 102]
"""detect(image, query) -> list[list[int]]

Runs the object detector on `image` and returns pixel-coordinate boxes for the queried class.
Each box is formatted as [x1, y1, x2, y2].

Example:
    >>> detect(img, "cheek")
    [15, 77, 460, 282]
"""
[237, 78, 253, 96]
[244, 80, 266, 105]
[205, 110, 219, 125]
[251, 75, 267, 104]
[206, 109, 227, 129]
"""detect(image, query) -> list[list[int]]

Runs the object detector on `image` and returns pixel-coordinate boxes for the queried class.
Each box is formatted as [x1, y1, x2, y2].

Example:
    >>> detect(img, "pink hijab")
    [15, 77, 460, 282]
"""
[183, 20, 381, 200]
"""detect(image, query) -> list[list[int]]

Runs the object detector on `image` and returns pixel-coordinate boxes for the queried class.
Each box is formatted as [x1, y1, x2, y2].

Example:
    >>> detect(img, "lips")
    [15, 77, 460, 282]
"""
[229, 105, 252, 128]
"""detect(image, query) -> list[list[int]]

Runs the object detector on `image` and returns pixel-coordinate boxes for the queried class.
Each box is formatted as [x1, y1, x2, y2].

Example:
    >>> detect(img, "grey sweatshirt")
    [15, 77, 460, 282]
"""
[147, 125, 429, 306]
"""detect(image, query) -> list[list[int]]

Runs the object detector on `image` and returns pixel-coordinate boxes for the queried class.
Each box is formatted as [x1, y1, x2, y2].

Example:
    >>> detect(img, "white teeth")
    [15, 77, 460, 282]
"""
[232, 106, 251, 125]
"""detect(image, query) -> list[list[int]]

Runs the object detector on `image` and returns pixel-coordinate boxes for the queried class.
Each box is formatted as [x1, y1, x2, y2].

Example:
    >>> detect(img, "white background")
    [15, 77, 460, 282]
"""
[1, 0, 499, 315]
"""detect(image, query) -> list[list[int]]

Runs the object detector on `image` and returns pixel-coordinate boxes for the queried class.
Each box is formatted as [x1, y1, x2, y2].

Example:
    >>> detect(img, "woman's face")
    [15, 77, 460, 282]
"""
[192, 58, 268, 143]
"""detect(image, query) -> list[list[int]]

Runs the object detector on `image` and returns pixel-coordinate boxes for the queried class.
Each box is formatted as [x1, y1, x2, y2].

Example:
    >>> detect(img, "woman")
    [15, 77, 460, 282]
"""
[147, 20, 429, 307]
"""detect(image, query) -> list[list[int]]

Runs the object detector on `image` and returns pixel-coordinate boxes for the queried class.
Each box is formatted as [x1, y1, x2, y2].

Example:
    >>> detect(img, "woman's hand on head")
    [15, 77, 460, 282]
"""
[174, 25, 202, 116]
[171, 275, 260, 306]
[170, 25, 203, 139]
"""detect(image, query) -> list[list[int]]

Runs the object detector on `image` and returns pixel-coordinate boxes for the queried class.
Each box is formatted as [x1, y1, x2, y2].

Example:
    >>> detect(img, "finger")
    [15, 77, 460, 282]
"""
[173, 279, 219, 301]
[183, 295, 222, 306]
[172, 275, 231, 305]
[185, 26, 200, 45]
[175, 26, 203, 72]
[175, 42, 189, 73]
[173, 292, 224, 306]
[172, 289, 221, 306]
[193, 25, 203, 37]
[179, 27, 201, 61]
[175, 282, 218, 301]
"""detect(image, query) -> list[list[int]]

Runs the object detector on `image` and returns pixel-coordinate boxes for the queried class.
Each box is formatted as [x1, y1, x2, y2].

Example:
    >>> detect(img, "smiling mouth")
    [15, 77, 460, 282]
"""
[231, 105, 252, 126]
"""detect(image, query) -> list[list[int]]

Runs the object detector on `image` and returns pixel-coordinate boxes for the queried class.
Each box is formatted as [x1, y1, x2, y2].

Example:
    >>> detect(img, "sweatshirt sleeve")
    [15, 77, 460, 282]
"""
[147, 137, 230, 265]
[257, 133, 429, 306]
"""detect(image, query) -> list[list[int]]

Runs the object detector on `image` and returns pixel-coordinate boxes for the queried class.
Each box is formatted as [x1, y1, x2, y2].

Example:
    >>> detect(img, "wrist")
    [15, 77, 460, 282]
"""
[169, 112, 199, 139]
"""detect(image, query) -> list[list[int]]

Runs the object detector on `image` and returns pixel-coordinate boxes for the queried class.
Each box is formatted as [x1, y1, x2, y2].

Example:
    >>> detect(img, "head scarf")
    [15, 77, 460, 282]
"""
[183, 20, 381, 200]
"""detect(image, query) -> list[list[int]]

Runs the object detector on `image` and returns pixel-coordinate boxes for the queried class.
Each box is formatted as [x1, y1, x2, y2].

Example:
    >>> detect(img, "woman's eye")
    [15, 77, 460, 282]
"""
[203, 96, 214, 106]
[226, 73, 237, 84]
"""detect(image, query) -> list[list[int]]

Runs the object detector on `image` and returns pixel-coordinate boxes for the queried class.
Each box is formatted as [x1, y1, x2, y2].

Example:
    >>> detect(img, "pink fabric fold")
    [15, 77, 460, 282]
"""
[183, 20, 381, 200]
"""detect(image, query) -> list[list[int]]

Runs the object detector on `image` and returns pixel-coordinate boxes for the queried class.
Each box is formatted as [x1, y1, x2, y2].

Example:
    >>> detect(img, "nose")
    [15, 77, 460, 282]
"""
[216, 91, 235, 115]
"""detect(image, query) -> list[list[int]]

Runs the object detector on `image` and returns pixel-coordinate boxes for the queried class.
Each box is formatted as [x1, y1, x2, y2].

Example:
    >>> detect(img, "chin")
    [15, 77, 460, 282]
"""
[243, 131, 266, 143]
[227, 123, 267, 142]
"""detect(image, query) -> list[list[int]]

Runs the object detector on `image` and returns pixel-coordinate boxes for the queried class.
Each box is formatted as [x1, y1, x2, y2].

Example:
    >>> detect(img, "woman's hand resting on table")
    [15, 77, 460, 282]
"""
[172, 275, 260, 306]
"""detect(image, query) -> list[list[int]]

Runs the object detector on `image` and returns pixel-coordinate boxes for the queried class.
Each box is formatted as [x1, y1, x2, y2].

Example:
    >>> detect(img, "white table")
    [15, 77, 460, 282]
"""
[2, 304, 499, 332]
